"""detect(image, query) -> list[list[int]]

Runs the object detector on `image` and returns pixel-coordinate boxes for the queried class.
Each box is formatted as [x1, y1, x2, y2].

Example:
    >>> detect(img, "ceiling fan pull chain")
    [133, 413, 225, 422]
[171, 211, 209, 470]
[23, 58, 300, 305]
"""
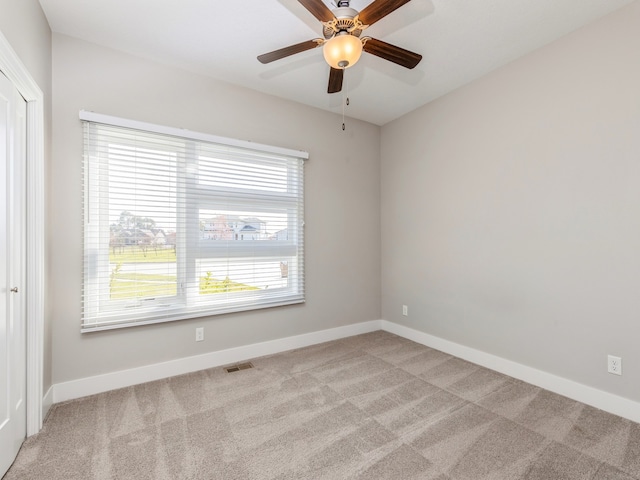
[342, 96, 348, 130]
[342, 74, 350, 131]
[342, 82, 346, 131]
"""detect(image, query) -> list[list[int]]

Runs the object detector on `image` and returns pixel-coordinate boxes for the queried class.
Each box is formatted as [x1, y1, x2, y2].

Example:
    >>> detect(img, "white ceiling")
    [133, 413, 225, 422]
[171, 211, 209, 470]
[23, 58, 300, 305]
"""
[39, 0, 635, 125]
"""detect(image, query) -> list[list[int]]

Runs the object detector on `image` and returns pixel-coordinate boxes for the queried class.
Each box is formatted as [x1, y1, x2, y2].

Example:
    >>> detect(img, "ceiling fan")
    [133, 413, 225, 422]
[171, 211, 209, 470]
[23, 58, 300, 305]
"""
[257, 0, 422, 94]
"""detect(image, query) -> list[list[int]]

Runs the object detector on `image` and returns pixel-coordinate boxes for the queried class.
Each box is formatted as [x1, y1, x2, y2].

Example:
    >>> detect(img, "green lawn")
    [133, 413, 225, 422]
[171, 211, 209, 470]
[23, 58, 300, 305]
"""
[200, 273, 259, 295]
[109, 271, 259, 299]
[110, 245, 176, 264]
[109, 247, 259, 298]
[110, 275, 176, 299]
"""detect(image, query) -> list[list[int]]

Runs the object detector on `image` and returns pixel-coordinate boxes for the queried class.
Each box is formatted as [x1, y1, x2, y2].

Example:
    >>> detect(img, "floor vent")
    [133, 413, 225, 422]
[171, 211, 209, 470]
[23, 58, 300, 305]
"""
[225, 362, 254, 373]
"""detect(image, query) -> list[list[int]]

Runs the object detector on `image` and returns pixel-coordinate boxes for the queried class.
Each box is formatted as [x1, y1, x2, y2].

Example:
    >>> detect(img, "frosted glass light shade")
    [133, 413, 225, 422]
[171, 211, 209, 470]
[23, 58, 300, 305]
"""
[323, 34, 363, 69]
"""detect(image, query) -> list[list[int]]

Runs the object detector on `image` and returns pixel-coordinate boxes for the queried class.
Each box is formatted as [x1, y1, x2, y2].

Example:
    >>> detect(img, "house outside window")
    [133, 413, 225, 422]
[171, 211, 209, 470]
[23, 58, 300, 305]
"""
[81, 112, 307, 332]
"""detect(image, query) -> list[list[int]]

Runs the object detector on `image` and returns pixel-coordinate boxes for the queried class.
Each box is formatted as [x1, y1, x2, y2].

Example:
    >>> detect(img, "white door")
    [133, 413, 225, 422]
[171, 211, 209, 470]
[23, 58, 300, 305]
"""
[0, 70, 27, 477]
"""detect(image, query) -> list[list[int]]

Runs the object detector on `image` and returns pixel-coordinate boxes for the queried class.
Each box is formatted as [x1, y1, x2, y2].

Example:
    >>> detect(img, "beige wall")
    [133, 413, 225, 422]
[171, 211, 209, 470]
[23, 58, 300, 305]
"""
[51, 34, 381, 383]
[0, 0, 53, 393]
[381, 2, 640, 402]
[0, 0, 51, 89]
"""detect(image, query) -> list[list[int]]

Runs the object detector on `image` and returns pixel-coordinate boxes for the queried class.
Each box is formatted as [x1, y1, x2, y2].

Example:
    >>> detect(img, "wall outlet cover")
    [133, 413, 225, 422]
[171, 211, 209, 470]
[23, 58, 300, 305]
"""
[195, 327, 204, 342]
[607, 355, 622, 375]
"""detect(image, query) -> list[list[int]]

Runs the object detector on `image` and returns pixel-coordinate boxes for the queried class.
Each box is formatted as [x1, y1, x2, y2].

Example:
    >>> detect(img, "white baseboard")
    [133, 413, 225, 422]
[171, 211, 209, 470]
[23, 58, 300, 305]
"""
[381, 320, 640, 424]
[50, 318, 640, 425]
[52, 320, 383, 403]
[42, 385, 53, 421]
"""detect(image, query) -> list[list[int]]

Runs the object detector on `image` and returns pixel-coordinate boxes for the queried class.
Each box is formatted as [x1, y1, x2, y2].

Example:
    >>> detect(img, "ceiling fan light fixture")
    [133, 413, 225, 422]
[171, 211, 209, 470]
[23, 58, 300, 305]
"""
[323, 33, 363, 69]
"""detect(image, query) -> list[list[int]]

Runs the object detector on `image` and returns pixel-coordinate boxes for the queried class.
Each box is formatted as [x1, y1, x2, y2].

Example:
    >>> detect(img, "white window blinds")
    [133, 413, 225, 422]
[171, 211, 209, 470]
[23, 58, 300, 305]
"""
[81, 111, 307, 332]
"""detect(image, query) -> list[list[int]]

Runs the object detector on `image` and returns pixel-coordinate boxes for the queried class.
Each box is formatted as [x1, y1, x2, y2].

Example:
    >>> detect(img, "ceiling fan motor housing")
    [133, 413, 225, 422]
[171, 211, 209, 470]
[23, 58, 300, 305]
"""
[323, 7, 363, 39]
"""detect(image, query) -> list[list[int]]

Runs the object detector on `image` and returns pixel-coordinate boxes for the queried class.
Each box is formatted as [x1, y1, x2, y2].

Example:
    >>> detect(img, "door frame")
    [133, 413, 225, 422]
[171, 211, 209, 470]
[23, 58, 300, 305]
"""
[0, 30, 45, 436]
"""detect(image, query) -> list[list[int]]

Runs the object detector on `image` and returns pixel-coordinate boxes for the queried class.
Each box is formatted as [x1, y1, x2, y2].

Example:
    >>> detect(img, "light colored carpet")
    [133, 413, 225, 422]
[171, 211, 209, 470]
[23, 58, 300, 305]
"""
[4, 331, 640, 479]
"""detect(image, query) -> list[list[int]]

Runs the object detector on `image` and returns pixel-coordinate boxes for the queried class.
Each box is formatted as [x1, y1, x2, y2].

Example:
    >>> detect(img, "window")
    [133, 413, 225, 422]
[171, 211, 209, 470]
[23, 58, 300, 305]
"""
[81, 112, 307, 332]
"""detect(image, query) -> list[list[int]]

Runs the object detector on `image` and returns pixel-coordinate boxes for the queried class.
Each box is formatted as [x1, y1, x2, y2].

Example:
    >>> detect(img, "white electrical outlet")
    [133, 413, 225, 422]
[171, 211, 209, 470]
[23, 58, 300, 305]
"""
[402, 305, 408, 316]
[607, 355, 622, 375]
[195, 327, 204, 342]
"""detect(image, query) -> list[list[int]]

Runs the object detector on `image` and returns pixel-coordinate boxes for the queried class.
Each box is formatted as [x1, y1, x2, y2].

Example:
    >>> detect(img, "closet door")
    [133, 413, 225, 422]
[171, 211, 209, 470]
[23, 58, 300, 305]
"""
[0, 70, 27, 478]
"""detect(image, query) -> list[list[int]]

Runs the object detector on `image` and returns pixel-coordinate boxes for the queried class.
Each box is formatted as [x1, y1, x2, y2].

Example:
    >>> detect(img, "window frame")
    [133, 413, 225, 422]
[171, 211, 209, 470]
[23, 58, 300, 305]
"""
[80, 111, 308, 332]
